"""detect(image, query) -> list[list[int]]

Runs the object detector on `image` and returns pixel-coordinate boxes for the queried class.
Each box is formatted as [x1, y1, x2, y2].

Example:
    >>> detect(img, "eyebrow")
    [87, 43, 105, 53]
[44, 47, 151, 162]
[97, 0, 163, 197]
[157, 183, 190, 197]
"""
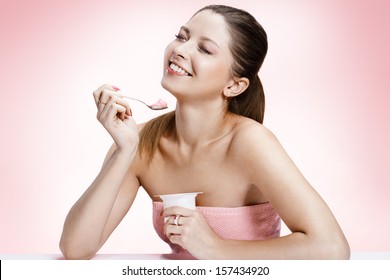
[180, 26, 220, 49]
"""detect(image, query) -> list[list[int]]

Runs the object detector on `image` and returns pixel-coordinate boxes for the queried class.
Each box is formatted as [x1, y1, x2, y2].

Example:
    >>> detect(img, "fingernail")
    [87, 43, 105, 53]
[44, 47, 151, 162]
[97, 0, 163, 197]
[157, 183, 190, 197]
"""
[112, 86, 120, 91]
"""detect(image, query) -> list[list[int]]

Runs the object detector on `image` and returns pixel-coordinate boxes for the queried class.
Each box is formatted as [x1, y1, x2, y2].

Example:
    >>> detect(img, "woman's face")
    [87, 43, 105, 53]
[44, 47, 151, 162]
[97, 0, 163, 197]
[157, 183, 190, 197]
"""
[161, 10, 234, 103]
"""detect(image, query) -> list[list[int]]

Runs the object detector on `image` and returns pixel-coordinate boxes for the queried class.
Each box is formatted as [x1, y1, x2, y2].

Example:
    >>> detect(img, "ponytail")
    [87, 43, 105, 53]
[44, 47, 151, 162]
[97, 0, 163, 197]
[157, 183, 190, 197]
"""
[228, 75, 265, 124]
[138, 111, 175, 163]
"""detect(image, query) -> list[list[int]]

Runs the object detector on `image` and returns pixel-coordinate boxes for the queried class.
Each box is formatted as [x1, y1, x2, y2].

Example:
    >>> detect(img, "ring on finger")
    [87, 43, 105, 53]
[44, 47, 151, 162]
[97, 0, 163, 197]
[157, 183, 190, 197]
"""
[173, 215, 181, 226]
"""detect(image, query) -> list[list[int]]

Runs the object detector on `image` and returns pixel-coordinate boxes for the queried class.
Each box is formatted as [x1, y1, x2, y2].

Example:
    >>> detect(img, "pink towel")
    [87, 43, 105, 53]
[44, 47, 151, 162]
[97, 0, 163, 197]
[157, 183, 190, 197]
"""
[152, 201, 280, 258]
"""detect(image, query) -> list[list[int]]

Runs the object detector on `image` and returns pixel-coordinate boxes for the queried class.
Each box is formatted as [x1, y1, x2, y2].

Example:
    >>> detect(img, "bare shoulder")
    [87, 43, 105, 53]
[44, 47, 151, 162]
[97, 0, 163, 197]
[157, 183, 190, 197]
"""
[228, 116, 297, 194]
[230, 116, 282, 156]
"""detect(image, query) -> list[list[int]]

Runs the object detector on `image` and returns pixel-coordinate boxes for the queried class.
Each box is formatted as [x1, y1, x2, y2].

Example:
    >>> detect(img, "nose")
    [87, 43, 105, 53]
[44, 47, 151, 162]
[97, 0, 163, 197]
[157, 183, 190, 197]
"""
[173, 40, 193, 60]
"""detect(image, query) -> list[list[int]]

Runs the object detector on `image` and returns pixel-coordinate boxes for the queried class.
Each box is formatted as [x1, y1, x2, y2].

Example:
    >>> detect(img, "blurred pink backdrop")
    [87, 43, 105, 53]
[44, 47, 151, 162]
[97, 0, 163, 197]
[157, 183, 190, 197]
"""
[0, 0, 389, 255]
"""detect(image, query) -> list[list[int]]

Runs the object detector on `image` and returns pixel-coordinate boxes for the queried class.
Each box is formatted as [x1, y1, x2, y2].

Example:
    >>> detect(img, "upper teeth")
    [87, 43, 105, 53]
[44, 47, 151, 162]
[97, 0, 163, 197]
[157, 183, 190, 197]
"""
[170, 63, 190, 75]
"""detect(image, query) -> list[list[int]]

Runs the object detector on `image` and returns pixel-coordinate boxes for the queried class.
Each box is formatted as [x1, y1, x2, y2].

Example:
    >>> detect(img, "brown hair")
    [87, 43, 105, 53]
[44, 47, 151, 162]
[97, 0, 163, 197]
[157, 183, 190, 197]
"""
[139, 5, 268, 161]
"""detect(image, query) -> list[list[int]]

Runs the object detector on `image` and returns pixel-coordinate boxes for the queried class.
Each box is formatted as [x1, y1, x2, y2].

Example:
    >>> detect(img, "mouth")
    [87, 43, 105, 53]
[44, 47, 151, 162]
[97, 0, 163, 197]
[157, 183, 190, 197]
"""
[168, 61, 193, 76]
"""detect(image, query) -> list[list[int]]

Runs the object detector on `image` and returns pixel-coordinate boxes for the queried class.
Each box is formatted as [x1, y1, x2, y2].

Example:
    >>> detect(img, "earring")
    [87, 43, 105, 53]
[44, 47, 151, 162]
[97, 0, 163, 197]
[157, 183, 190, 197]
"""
[223, 95, 229, 101]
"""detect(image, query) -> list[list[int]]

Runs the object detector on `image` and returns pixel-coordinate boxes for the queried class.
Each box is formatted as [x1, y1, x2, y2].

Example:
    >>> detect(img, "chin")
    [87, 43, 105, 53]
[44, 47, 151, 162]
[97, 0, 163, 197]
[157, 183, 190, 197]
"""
[161, 76, 184, 98]
[162, 89, 186, 102]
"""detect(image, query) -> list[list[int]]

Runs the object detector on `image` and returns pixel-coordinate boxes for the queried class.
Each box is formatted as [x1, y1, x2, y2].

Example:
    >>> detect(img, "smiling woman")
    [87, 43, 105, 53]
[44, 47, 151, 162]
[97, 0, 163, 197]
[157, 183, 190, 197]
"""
[59, 4, 350, 260]
[161, 9, 238, 104]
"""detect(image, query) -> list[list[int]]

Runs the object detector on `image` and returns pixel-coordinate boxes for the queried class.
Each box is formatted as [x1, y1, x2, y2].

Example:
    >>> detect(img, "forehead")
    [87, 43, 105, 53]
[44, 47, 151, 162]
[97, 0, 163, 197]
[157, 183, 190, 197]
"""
[185, 10, 230, 47]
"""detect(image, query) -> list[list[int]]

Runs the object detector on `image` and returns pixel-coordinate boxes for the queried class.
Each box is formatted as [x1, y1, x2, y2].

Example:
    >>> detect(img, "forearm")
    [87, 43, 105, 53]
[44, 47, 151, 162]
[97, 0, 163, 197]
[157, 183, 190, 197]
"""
[60, 146, 136, 258]
[210, 232, 350, 260]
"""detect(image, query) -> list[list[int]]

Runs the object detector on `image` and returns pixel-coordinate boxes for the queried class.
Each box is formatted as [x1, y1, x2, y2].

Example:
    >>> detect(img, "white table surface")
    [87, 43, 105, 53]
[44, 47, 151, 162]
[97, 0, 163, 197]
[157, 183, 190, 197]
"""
[0, 254, 179, 260]
[1, 252, 390, 260]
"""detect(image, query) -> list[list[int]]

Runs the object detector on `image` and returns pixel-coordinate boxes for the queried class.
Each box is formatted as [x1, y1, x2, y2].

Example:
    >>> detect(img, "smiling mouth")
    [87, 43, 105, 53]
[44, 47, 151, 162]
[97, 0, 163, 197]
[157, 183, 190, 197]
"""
[168, 62, 192, 76]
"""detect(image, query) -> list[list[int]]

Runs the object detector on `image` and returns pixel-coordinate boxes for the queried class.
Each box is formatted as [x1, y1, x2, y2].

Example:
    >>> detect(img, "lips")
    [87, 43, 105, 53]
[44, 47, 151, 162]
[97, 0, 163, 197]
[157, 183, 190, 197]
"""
[168, 61, 192, 76]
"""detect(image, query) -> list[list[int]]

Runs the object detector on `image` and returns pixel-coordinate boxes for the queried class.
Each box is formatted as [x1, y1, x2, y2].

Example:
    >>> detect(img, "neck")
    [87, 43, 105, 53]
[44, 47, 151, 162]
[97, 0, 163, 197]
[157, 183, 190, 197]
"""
[173, 99, 235, 150]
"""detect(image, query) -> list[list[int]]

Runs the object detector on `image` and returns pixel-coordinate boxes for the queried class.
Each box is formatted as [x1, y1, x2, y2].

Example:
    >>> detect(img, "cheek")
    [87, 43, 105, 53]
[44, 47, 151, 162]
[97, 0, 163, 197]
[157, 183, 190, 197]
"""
[197, 59, 231, 81]
[194, 63, 232, 94]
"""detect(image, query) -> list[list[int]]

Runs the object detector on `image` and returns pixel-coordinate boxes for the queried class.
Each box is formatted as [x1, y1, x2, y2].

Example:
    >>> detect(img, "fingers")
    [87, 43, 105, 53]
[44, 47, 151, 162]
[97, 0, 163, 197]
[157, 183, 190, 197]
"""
[164, 216, 185, 245]
[164, 216, 193, 247]
[165, 223, 182, 236]
[99, 96, 127, 120]
[93, 84, 122, 106]
[163, 206, 193, 218]
[166, 215, 185, 226]
[163, 208, 196, 244]
[93, 85, 132, 124]
[162, 207, 194, 237]
[100, 101, 127, 123]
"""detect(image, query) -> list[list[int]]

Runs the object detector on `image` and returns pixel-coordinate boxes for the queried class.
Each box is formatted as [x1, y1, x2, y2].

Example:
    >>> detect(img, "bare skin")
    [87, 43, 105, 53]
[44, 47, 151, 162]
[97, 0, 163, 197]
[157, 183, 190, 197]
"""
[59, 10, 350, 260]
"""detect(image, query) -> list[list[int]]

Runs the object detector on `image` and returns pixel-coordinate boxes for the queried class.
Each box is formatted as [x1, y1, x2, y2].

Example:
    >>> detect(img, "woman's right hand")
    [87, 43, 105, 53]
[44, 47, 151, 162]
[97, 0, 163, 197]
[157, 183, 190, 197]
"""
[93, 84, 139, 150]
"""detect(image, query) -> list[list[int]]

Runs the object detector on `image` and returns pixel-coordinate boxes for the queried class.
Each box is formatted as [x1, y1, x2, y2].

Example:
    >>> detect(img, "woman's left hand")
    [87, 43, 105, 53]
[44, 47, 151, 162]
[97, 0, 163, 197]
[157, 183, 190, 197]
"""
[163, 207, 221, 259]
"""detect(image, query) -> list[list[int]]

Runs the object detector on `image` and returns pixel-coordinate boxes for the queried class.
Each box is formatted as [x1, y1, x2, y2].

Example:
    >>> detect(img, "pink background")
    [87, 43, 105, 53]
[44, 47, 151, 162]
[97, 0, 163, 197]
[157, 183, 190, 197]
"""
[0, 0, 389, 254]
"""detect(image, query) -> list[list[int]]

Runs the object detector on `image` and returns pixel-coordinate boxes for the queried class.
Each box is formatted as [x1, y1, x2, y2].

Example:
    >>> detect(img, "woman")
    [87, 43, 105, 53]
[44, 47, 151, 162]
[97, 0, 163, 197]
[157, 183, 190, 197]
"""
[60, 5, 350, 259]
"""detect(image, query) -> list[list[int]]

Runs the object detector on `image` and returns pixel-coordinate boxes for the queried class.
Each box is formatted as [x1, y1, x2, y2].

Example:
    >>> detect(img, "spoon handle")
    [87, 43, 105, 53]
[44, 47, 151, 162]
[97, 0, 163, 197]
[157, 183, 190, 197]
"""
[122, 95, 149, 106]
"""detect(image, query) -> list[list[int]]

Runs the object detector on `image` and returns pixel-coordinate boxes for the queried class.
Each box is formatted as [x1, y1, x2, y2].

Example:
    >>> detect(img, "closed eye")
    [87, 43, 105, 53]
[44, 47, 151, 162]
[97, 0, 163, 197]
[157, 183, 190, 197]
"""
[175, 34, 187, 41]
[198, 46, 212, 55]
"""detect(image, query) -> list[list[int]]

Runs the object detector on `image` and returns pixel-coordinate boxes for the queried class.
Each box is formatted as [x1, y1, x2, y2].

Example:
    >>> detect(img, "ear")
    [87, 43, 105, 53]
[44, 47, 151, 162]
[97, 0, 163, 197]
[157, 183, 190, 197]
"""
[223, 77, 250, 98]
